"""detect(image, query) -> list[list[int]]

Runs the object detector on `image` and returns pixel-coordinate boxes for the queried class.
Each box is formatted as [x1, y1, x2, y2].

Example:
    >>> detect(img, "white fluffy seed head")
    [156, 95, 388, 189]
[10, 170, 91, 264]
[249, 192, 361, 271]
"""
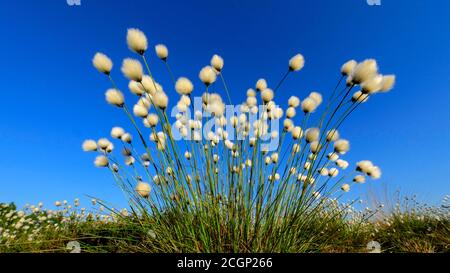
[292, 143, 301, 153]
[309, 92, 323, 106]
[94, 155, 109, 167]
[328, 168, 339, 177]
[341, 183, 350, 192]
[379, 75, 396, 92]
[247, 88, 256, 97]
[291, 126, 303, 139]
[305, 128, 320, 143]
[97, 138, 111, 150]
[211, 54, 224, 72]
[352, 91, 369, 103]
[133, 104, 148, 118]
[336, 159, 349, 170]
[368, 166, 382, 179]
[261, 88, 274, 103]
[121, 58, 143, 82]
[82, 139, 97, 152]
[153, 91, 169, 109]
[256, 78, 267, 91]
[127, 28, 148, 55]
[327, 152, 339, 162]
[175, 77, 194, 95]
[155, 44, 168, 60]
[105, 89, 125, 107]
[128, 81, 145, 96]
[310, 141, 321, 154]
[353, 175, 366, 183]
[271, 152, 279, 164]
[286, 107, 296, 118]
[146, 114, 159, 127]
[289, 54, 305, 71]
[135, 182, 151, 198]
[334, 139, 350, 154]
[351, 59, 378, 85]
[92, 53, 113, 75]
[361, 74, 383, 94]
[199, 66, 217, 86]
[121, 133, 132, 143]
[184, 151, 192, 160]
[111, 127, 125, 139]
[288, 96, 300, 107]
[318, 168, 328, 176]
[142, 76, 162, 95]
[356, 160, 374, 174]
[301, 97, 317, 113]
[326, 129, 340, 142]
[283, 119, 294, 132]
[341, 60, 357, 76]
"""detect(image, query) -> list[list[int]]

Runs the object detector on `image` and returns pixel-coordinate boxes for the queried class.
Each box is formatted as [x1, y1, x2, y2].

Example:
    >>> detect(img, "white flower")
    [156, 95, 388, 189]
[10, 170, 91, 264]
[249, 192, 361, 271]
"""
[283, 119, 294, 132]
[318, 168, 328, 176]
[133, 104, 148, 117]
[286, 107, 296, 118]
[82, 140, 97, 152]
[153, 91, 169, 109]
[291, 126, 303, 139]
[288, 96, 300, 107]
[261, 88, 274, 103]
[155, 44, 168, 60]
[121, 58, 143, 82]
[328, 168, 339, 177]
[146, 114, 159, 127]
[356, 160, 374, 174]
[256, 78, 267, 91]
[326, 129, 340, 142]
[368, 166, 382, 179]
[352, 91, 369, 103]
[127, 28, 148, 55]
[210, 54, 224, 72]
[341, 60, 357, 76]
[289, 54, 305, 71]
[184, 151, 192, 160]
[105, 89, 125, 107]
[94, 155, 109, 167]
[327, 152, 339, 162]
[111, 127, 125, 139]
[336, 159, 349, 169]
[121, 133, 132, 143]
[334, 139, 350, 154]
[135, 182, 151, 198]
[361, 74, 383, 94]
[301, 97, 317, 113]
[310, 141, 321, 154]
[199, 66, 217, 86]
[341, 183, 350, 192]
[97, 138, 111, 150]
[247, 88, 256, 97]
[175, 77, 194, 95]
[125, 156, 135, 166]
[308, 92, 323, 106]
[142, 76, 162, 95]
[305, 128, 320, 143]
[351, 59, 378, 84]
[128, 80, 145, 96]
[271, 153, 279, 164]
[292, 143, 301, 153]
[379, 75, 396, 92]
[92, 53, 113, 75]
[353, 175, 366, 183]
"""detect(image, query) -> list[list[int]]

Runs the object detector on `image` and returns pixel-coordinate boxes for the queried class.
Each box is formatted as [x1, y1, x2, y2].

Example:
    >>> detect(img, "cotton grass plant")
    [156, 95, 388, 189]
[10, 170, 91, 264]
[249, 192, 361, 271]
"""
[84, 27, 397, 252]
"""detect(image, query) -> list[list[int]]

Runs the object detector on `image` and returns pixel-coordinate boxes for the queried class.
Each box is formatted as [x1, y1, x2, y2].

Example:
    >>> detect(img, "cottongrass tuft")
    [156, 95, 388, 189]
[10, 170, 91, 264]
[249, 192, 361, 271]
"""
[155, 44, 168, 60]
[92, 53, 113, 75]
[127, 28, 148, 55]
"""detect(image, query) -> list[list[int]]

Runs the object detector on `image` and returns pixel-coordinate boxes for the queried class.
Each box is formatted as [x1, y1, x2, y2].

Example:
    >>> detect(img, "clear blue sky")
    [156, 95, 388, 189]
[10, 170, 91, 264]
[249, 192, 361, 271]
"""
[0, 0, 449, 209]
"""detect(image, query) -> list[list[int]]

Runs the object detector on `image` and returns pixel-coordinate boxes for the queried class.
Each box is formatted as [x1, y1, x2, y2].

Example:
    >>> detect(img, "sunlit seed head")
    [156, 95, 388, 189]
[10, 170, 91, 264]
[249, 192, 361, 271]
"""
[128, 80, 145, 96]
[105, 88, 125, 107]
[137, 96, 151, 110]
[92, 53, 113, 75]
[341, 60, 357, 76]
[146, 114, 159, 127]
[326, 129, 340, 142]
[125, 156, 135, 166]
[356, 160, 374, 174]
[310, 141, 321, 154]
[352, 90, 369, 103]
[353, 175, 366, 183]
[305, 128, 320, 143]
[368, 166, 382, 179]
[341, 183, 350, 192]
[121, 58, 143, 82]
[304, 162, 311, 170]
[261, 88, 274, 103]
[327, 152, 339, 162]
[121, 133, 132, 143]
[336, 159, 349, 170]
[283, 118, 294, 132]
[141, 75, 162, 95]
[379, 75, 396, 92]
[334, 139, 350, 154]
[247, 88, 256, 97]
[155, 44, 168, 60]
[351, 59, 378, 85]
[122, 148, 132, 156]
[271, 152, 279, 164]
[127, 28, 148, 55]
[288, 96, 300, 108]
[175, 77, 194, 95]
[97, 138, 111, 150]
[177, 101, 188, 112]
[328, 168, 339, 177]
[256, 78, 267, 91]
[82, 140, 97, 152]
[301, 97, 317, 113]
[361, 74, 383, 94]
[286, 107, 296, 118]
[94, 155, 109, 168]
[133, 104, 148, 118]
[292, 143, 301, 153]
[135, 182, 151, 198]
[153, 91, 169, 109]
[291, 126, 303, 140]
[199, 66, 217, 86]
[106, 143, 114, 153]
[289, 53, 305, 72]
[211, 54, 224, 72]
[318, 167, 329, 176]
[309, 92, 323, 106]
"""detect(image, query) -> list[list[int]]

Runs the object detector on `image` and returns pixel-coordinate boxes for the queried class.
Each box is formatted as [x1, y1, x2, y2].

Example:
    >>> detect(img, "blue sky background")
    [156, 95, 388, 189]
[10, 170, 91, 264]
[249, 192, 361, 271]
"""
[0, 0, 449, 210]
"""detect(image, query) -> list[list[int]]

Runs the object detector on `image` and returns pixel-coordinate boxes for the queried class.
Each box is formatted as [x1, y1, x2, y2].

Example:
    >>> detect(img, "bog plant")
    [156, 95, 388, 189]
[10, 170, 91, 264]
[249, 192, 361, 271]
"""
[84, 28, 397, 252]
